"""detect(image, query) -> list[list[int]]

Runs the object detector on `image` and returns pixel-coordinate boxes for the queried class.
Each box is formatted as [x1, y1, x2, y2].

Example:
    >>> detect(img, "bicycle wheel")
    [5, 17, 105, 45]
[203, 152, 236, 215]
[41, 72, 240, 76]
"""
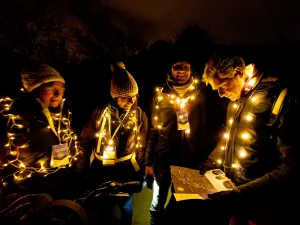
[46, 199, 88, 225]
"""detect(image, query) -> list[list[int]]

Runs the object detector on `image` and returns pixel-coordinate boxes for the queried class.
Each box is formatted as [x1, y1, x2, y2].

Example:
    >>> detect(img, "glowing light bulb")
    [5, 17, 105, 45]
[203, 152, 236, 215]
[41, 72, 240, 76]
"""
[241, 132, 250, 139]
[223, 133, 229, 139]
[246, 114, 253, 121]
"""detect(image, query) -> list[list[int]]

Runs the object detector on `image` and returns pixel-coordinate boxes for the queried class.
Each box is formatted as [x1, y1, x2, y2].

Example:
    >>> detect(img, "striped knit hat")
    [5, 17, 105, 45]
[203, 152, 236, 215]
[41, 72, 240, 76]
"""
[110, 62, 138, 98]
[21, 64, 65, 92]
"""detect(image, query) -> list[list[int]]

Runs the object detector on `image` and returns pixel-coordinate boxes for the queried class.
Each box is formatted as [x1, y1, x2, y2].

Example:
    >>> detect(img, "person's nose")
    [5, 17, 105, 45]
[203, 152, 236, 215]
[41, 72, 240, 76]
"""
[128, 97, 134, 103]
[54, 90, 64, 97]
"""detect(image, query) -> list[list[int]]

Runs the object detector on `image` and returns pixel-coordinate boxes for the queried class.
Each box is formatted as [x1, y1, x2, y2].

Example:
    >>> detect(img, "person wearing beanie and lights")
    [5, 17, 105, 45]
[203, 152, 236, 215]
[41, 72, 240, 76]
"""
[76, 62, 148, 225]
[0, 63, 78, 203]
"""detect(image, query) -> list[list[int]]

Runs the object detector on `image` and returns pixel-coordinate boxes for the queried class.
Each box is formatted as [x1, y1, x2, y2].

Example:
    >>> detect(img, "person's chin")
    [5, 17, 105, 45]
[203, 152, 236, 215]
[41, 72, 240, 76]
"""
[123, 105, 132, 111]
[176, 78, 188, 84]
[50, 101, 61, 108]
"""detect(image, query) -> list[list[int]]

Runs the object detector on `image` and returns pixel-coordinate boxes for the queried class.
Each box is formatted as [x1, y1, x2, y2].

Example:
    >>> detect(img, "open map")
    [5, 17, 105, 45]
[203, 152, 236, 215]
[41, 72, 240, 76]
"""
[170, 165, 235, 201]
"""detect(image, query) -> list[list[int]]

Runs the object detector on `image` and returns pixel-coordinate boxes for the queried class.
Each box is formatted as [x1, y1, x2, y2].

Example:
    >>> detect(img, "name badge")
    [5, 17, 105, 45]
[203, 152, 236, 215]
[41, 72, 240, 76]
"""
[103, 146, 116, 166]
[176, 110, 190, 130]
[51, 143, 69, 168]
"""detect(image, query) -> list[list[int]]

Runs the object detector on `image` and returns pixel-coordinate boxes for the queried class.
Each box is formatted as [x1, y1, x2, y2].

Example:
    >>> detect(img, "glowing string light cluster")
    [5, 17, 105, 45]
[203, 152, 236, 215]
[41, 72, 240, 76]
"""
[0, 97, 79, 181]
[95, 106, 143, 159]
[214, 67, 260, 169]
[153, 78, 199, 135]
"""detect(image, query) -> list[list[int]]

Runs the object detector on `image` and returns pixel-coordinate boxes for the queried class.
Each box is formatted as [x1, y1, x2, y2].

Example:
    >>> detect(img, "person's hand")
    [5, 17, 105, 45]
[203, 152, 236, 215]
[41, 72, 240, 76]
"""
[145, 165, 156, 178]
[199, 159, 217, 175]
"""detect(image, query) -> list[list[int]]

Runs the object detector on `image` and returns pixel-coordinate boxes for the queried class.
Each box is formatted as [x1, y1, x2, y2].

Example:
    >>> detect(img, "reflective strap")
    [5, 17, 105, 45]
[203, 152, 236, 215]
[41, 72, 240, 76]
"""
[93, 151, 140, 172]
[96, 108, 108, 154]
[117, 153, 133, 162]
[90, 150, 96, 166]
[272, 88, 288, 115]
[130, 152, 140, 172]
[267, 88, 288, 126]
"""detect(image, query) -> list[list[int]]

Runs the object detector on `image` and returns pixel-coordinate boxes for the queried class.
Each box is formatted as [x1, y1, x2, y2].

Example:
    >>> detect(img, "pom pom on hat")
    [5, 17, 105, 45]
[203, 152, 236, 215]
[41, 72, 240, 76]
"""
[21, 64, 65, 92]
[110, 62, 138, 98]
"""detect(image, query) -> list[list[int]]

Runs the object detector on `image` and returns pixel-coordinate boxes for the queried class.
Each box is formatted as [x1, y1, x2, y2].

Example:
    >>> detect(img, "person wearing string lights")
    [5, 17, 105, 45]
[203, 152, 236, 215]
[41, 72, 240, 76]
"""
[198, 51, 300, 225]
[145, 54, 221, 225]
[76, 62, 148, 225]
[0, 63, 78, 205]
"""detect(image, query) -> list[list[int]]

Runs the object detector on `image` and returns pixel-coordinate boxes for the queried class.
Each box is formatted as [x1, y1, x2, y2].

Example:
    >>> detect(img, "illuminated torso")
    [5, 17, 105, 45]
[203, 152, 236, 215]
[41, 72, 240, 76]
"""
[214, 75, 283, 184]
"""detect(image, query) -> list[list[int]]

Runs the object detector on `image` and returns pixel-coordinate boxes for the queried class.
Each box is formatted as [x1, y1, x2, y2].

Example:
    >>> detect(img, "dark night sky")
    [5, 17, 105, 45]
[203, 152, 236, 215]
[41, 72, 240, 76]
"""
[99, 0, 300, 44]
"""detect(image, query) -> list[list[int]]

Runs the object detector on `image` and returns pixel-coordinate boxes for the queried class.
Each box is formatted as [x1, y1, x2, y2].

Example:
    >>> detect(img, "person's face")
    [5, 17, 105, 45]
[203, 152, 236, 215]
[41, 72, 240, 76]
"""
[208, 68, 245, 101]
[116, 95, 137, 111]
[171, 61, 191, 84]
[39, 81, 65, 108]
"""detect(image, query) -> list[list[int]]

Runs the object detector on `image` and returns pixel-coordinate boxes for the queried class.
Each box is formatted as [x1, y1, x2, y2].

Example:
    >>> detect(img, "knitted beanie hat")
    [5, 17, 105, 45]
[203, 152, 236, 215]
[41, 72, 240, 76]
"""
[110, 62, 139, 98]
[21, 64, 65, 92]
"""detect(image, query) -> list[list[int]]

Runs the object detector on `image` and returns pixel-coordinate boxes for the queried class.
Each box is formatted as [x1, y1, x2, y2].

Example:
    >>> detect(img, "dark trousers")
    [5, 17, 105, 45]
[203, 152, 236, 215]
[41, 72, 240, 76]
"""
[150, 165, 176, 225]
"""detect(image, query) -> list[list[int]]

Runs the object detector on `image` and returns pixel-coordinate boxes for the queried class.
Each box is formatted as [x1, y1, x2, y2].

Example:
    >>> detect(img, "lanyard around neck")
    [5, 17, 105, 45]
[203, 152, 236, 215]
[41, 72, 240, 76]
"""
[37, 98, 63, 143]
[109, 104, 131, 140]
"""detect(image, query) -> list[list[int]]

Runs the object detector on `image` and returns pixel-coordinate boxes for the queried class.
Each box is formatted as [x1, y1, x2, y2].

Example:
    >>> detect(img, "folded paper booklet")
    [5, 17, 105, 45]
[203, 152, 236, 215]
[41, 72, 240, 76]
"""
[170, 165, 236, 201]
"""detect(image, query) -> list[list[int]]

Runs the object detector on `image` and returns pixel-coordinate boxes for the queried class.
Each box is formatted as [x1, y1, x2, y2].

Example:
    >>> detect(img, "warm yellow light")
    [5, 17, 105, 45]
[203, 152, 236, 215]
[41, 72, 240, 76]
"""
[246, 114, 253, 121]
[223, 132, 230, 139]
[217, 159, 222, 164]
[241, 132, 250, 139]
[229, 119, 233, 124]
[239, 150, 247, 158]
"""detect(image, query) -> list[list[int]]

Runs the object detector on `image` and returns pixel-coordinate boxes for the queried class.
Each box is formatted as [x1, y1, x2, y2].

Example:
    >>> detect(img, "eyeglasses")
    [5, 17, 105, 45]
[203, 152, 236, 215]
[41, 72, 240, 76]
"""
[119, 95, 138, 102]
[172, 65, 191, 71]
[43, 87, 66, 94]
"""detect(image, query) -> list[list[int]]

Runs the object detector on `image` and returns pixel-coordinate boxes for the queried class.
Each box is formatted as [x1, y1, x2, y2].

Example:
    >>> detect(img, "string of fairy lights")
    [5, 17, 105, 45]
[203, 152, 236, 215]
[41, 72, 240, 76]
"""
[213, 64, 261, 170]
[0, 97, 79, 182]
[94, 106, 143, 160]
[153, 77, 199, 135]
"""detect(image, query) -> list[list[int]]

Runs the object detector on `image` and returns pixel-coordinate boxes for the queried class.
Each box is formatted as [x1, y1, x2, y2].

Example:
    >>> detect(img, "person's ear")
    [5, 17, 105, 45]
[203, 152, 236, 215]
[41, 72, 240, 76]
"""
[233, 67, 243, 77]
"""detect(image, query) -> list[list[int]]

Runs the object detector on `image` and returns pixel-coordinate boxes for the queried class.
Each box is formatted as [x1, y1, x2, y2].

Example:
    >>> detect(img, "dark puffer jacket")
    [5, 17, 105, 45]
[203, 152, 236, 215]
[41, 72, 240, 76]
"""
[76, 101, 148, 186]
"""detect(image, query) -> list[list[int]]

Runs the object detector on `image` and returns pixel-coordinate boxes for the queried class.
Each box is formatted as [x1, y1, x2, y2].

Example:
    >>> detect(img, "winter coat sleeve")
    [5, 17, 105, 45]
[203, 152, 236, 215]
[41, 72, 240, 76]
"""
[145, 95, 158, 166]
[236, 95, 300, 203]
[76, 107, 102, 171]
[136, 111, 148, 168]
